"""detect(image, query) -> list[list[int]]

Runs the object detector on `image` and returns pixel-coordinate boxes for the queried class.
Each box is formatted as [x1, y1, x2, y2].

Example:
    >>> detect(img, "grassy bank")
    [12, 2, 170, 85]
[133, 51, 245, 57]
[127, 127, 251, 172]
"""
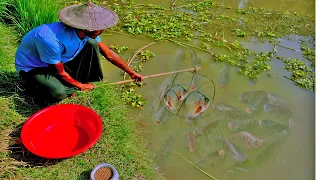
[0, 0, 160, 179]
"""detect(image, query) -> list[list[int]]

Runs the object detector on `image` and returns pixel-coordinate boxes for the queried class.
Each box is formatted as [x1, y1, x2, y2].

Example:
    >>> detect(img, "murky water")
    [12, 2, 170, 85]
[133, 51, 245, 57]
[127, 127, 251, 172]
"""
[99, 0, 315, 179]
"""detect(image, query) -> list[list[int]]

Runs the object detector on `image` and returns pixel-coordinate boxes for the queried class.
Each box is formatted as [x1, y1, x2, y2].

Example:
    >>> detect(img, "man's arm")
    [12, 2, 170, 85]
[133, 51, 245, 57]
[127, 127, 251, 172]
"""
[54, 62, 95, 91]
[98, 42, 143, 82]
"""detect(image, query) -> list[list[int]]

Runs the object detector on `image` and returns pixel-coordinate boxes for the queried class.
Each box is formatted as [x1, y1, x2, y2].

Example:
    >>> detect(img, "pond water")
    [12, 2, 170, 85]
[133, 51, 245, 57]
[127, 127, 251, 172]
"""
[99, 0, 315, 179]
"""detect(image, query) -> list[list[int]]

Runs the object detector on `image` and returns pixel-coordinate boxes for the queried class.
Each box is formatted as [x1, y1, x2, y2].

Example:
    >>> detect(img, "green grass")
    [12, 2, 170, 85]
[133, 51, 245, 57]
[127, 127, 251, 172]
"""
[0, 0, 62, 38]
[0, 0, 161, 179]
[0, 83, 161, 179]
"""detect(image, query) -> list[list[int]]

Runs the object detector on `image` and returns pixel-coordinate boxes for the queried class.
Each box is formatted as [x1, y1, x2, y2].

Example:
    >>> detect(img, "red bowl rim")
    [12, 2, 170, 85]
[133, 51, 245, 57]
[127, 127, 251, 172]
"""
[21, 104, 103, 159]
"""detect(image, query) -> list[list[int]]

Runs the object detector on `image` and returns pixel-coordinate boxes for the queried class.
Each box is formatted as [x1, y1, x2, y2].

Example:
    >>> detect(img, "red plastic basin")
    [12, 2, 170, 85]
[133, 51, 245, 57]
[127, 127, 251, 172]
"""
[21, 104, 102, 159]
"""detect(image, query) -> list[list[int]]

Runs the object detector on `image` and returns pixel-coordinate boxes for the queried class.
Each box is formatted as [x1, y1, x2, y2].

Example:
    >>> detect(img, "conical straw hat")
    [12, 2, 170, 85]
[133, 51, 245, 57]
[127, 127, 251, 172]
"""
[58, 2, 119, 31]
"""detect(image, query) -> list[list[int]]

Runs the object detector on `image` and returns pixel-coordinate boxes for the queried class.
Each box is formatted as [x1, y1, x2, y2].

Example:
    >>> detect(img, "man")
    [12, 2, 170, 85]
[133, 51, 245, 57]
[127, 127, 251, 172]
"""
[15, 2, 143, 103]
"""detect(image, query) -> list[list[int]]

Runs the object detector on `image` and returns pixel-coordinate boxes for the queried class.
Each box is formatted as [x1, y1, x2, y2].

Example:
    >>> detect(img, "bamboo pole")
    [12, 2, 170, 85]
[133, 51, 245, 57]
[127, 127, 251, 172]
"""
[127, 42, 156, 66]
[98, 67, 201, 87]
[123, 42, 156, 80]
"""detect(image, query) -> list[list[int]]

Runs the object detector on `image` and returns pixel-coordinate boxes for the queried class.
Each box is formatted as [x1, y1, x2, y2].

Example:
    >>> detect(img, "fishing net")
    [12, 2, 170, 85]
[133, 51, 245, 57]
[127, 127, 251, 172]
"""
[159, 71, 216, 119]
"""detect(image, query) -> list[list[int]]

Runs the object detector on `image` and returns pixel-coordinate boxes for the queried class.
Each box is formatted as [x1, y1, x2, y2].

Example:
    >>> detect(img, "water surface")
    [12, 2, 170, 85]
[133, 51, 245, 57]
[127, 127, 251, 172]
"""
[99, 0, 315, 179]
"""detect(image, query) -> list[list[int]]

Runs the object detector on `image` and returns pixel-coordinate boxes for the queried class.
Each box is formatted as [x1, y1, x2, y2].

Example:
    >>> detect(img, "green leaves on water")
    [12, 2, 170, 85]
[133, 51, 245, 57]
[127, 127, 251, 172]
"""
[121, 87, 145, 108]
[277, 56, 314, 91]
[213, 50, 272, 80]
[232, 29, 247, 37]
[140, 50, 155, 62]
[110, 45, 129, 53]
[300, 46, 315, 67]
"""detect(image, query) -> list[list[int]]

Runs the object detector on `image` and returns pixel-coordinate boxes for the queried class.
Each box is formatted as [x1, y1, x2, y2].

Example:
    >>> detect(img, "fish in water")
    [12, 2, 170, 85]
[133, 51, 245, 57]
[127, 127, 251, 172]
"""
[154, 135, 176, 166]
[239, 90, 269, 114]
[236, 131, 264, 148]
[267, 93, 288, 107]
[184, 91, 210, 118]
[228, 119, 259, 132]
[189, 49, 201, 67]
[188, 74, 200, 91]
[186, 131, 196, 153]
[169, 84, 188, 101]
[174, 48, 187, 70]
[193, 120, 220, 137]
[199, 149, 225, 166]
[258, 119, 289, 134]
[264, 103, 293, 120]
[214, 102, 249, 119]
[254, 131, 287, 165]
[217, 137, 247, 163]
[151, 77, 173, 111]
[163, 89, 179, 110]
[153, 105, 169, 125]
[188, 49, 201, 91]
[219, 65, 229, 86]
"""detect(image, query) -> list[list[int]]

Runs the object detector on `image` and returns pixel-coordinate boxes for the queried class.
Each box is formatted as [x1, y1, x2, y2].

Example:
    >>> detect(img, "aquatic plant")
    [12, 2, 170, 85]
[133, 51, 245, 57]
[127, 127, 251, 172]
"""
[300, 45, 315, 67]
[277, 56, 314, 90]
[121, 87, 145, 108]
[110, 45, 129, 53]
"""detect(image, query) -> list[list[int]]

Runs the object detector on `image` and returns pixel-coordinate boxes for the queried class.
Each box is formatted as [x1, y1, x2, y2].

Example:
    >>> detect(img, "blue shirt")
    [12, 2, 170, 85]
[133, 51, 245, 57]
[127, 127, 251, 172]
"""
[15, 22, 102, 73]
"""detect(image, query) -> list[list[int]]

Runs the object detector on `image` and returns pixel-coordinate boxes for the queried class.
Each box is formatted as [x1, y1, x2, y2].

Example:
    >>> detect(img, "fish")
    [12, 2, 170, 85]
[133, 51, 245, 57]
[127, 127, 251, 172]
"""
[228, 119, 259, 132]
[163, 89, 179, 110]
[239, 90, 269, 114]
[186, 131, 196, 153]
[267, 93, 288, 107]
[188, 74, 200, 91]
[193, 120, 220, 136]
[174, 48, 187, 70]
[151, 77, 173, 111]
[154, 135, 176, 166]
[221, 138, 248, 163]
[189, 49, 201, 67]
[258, 119, 289, 134]
[219, 65, 229, 86]
[264, 103, 293, 120]
[254, 131, 287, 165]
[169, 84, 188, 101]
[184, 91, 210, 118]
[214, 102, 249, 119]
[153, 105, 169, 125]
[236, 131, 264, 148]
[199, 149, 225, 166]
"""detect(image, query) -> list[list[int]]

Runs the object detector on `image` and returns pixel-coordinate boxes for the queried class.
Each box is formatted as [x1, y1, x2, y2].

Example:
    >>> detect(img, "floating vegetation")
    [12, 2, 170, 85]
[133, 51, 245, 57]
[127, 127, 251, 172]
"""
[110, 45, 129, 53]
[140, 50, 155, 62]
[121, 86, 145, 108]
[300, 46, 315, 67]
[277, 56, 314, 91]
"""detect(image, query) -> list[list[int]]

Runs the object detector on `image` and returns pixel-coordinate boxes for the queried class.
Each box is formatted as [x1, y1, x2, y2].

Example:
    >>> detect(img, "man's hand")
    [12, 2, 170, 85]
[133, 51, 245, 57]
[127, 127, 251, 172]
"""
[129, 72, 143, 82]
[98, 43, 144, 82]
[79, 83, 95, 91]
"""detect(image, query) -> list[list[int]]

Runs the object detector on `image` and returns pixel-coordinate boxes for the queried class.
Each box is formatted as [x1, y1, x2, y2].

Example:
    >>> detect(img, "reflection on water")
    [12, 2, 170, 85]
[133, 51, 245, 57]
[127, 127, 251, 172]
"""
[100, 0, 314, 179]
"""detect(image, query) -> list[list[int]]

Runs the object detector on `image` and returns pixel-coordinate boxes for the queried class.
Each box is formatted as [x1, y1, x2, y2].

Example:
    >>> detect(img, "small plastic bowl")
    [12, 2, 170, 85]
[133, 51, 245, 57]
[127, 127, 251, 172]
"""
[91, 163, 119, 180]
[21, 104, 103, 159]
